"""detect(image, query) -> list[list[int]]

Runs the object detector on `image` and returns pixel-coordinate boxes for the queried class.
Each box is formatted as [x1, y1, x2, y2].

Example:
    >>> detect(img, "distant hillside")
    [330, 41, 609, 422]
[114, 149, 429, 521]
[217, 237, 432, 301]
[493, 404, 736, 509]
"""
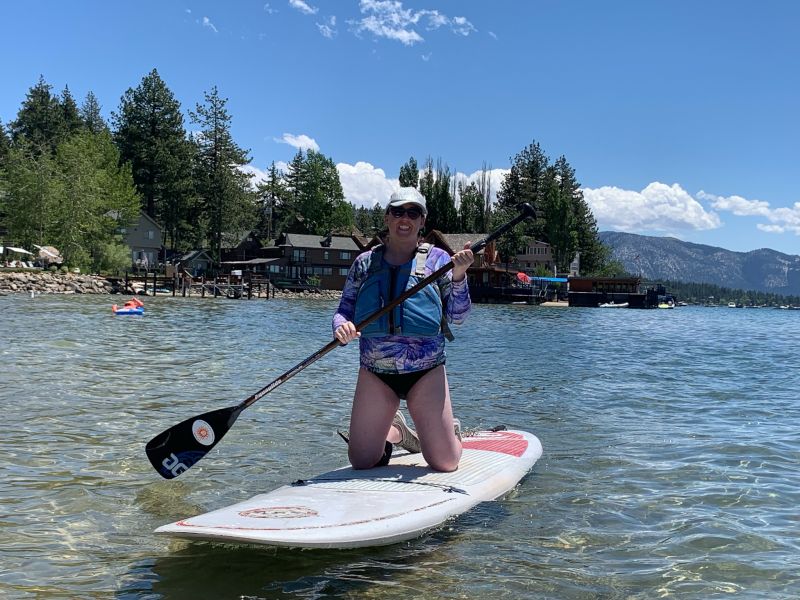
[599, 231, 800, 296]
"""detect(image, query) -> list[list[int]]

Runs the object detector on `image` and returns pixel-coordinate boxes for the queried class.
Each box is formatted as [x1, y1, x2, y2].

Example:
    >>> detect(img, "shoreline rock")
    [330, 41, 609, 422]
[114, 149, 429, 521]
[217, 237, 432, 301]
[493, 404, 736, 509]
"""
[0, 271, 342, 300]
[0, 271, 113, 295]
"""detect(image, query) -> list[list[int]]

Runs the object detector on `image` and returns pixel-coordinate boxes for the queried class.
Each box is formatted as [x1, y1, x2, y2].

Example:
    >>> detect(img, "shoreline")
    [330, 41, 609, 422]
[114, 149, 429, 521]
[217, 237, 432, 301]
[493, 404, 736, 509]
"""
[0, 270, 342, 300]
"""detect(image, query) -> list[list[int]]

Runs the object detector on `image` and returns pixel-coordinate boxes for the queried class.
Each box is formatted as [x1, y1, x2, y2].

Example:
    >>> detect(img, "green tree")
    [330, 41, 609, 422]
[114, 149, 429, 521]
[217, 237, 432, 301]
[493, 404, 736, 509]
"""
[9, 76, 66, 155]
[490, 205, 525, 265]
[370, 202, 385, 235]
[1, 138, 60, 246]
[278, 149, 350, 235]
[0, 121, 10, 166]
[497, 141, 550, 241]
[399, 156, 418, 188]
[112, 68, 196, 248]
[80, 91, 108, 134]
[457, 180, 485, 233]
[60, 86, 83, 138]
[255, 161, 285, 240]
[2, 131, 140, 269]
[300, 149, 350, 234]
[419, 157, 457, 233]
[278, 150, 306, 233]
[52, 130, 140, 268]
[190, 86, 256, 264]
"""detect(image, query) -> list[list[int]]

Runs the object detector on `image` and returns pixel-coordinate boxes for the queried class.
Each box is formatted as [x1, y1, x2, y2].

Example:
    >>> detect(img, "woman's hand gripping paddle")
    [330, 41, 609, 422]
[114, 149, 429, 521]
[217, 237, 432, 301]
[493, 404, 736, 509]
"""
[145, 202, 536, 478]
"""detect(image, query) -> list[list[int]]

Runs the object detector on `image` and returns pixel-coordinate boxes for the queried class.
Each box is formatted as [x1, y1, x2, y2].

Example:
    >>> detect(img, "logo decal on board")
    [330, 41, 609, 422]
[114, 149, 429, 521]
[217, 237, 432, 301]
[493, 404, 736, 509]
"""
[192, 419, 215, 446]
[240, 506, 318, 519]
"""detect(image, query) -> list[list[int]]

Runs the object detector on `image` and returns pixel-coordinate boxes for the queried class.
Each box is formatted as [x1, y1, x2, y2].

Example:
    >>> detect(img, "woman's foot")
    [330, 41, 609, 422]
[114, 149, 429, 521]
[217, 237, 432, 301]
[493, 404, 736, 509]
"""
[392, 412, 421, 453]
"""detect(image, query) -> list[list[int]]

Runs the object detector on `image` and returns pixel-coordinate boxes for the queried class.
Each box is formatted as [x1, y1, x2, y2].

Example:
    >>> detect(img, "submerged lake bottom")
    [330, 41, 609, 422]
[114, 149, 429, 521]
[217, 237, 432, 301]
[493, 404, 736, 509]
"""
[1, 294, 798, 599]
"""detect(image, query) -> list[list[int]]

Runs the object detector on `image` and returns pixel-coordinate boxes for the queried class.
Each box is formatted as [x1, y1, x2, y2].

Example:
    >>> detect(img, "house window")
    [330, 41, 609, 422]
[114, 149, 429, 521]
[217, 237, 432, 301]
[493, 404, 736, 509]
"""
[147, 230, 155, 240]
[339, 267, 349, 276]
[293, 249, 306, 262]
[269, 265, 281, 273]
[323, 267, 332, 275]
[323, 251, 330, 260]
[339, 251, 351, 260]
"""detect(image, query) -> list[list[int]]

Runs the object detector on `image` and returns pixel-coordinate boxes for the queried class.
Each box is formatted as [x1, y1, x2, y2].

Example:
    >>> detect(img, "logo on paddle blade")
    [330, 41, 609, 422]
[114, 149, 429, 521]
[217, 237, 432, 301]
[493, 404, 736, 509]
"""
[192, 419, 215, 446]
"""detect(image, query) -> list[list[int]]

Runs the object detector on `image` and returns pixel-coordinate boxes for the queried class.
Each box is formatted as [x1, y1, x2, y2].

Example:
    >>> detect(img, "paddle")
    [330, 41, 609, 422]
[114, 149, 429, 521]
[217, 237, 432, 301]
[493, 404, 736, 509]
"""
[145, 202, 536, 479]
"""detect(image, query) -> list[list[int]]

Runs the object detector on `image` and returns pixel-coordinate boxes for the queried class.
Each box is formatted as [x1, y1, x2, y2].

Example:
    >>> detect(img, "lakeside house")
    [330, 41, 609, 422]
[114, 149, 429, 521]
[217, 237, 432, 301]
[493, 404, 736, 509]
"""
[121, 211, 163, 271]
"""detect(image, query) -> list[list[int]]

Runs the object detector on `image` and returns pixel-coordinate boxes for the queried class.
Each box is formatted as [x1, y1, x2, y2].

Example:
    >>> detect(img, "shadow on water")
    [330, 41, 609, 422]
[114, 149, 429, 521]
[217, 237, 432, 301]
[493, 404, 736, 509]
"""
[117, 502, 516, 600]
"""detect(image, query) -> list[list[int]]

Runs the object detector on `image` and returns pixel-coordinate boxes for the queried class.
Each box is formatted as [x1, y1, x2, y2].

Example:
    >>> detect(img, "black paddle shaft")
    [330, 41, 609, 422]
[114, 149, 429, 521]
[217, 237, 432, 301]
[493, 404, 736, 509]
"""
[145, 202, 534, 478]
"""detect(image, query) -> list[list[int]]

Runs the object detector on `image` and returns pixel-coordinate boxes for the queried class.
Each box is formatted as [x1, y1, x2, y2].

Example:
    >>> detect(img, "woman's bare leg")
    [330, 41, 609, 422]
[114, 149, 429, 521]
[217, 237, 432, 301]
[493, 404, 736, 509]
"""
[406, 365, 462, 472]
[347, 367, 400, 469]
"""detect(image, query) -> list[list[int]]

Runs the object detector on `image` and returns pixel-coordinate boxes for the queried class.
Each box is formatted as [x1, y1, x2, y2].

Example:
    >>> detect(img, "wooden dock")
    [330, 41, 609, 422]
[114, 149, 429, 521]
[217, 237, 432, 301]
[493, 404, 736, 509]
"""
[107, 272, 277, 299]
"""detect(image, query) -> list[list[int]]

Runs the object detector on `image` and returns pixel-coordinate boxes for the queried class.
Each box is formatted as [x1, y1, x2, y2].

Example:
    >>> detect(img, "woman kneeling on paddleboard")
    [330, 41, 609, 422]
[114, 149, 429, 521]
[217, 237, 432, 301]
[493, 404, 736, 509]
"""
[333, 187, 474, 472]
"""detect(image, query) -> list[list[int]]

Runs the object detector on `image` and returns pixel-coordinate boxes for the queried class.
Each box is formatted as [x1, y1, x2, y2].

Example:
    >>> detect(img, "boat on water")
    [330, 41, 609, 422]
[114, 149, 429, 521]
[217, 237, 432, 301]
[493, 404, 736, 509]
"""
[598, 301, 628, 308]
[658, 299, 675, 309]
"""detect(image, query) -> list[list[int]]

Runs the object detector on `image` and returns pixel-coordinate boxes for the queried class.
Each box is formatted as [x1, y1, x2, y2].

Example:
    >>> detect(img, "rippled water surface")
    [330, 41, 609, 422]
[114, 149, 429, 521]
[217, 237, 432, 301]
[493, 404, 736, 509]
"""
[1, 294, 798, 599]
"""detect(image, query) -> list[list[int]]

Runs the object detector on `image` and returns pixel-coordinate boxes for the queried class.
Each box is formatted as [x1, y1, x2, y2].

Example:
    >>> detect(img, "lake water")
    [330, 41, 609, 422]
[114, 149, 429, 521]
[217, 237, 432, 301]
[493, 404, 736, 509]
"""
[1, 293, 798, 599]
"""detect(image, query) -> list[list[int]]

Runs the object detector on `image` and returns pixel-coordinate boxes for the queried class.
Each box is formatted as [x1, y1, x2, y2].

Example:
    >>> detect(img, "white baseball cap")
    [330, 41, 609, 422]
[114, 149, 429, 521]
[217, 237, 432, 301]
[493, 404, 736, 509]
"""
[388, 187, 427, 215]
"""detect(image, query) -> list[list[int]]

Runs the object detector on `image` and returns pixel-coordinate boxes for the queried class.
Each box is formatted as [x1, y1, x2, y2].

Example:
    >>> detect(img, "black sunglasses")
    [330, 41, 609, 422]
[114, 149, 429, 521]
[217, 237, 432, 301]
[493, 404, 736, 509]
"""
[388, 206, 423, 219]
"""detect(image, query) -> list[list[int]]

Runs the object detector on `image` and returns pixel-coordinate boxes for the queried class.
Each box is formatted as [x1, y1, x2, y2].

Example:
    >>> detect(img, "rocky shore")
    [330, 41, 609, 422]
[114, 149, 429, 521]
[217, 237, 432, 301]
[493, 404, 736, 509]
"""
[0, 270, 342, 300]
[0, 271, 113, 295]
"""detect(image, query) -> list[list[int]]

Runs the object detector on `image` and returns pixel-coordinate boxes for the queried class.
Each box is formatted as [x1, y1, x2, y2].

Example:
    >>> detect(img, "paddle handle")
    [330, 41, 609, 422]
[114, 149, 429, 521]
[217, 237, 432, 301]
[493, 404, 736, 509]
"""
[238, 202, 535, 411]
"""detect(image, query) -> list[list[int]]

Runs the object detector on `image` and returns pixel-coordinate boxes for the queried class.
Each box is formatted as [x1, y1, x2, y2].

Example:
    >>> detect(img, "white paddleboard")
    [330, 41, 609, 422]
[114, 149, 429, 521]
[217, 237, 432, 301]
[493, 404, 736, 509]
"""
[155, 429, 542, 549]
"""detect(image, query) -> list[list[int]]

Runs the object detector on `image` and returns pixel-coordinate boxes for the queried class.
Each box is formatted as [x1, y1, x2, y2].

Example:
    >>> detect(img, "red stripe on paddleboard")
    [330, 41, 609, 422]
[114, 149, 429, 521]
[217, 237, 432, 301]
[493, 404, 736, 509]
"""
[461, 431, 527, 457]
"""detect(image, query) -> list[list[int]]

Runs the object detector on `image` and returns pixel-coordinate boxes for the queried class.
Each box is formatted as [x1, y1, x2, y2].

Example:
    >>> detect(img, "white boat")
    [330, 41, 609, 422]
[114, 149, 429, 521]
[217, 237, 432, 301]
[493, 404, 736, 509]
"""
[598, 301, 628, 308]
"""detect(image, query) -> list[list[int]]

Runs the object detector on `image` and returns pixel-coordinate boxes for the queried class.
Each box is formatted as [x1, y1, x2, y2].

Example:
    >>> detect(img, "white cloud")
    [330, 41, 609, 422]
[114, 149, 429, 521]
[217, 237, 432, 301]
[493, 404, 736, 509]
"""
[273, 133, 320, 152]
[202, 16, 218, 33]
[289, 0, 318, 15]
[264, 3, 278, 14]
[699, 191, 800, 236]
[450, 16, 477, 36]
[337, 161, 399, 208]
[350, 0, 476, 46]
[317, 16, 337, 38]
[582, 182, 722, 232]
[488, 31, 497, 40]
[421, 53, 431, 61]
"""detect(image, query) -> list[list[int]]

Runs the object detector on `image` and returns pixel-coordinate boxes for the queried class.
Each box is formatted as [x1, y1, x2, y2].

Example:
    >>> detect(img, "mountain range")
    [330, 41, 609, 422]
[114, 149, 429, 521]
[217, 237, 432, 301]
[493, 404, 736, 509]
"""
[599, 231, 800, 296]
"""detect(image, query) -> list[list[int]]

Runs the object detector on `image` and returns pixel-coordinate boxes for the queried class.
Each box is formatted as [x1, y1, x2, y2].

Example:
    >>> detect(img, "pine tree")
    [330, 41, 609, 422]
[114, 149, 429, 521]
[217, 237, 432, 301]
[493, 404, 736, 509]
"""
[9, 76, 66, 155]
[255, 161, 285, 240]
[112, 68, 195, 248]
[0, 121, 10, 166]
[399, 156, 418, 188]
[458, 181, 485, 233]
[60, 86, 83, 138]
[190, 86, 256, 264]
[497, 141, 550, 241]
[80, 91, 108, 134]
[279, 150, 307, 233]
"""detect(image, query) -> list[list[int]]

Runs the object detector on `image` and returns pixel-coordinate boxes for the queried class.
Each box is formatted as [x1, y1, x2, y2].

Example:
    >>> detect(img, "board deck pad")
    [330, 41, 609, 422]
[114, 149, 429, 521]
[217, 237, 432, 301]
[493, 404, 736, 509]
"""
[155, 429, 542, 549]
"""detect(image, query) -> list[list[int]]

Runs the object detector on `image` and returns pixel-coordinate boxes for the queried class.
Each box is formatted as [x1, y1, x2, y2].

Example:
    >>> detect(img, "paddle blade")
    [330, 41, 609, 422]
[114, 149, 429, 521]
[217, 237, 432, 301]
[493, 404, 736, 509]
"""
[145, 406, 242, 479]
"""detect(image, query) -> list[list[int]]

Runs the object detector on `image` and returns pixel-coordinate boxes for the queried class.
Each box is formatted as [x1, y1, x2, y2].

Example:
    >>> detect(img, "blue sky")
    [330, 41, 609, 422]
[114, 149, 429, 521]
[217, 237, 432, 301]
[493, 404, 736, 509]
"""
[2, 1, 799, 255]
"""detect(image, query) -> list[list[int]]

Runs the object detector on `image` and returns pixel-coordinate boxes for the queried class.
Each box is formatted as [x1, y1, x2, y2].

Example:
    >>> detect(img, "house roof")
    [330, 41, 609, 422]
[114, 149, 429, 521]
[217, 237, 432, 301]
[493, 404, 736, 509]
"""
[220, 258, 280, 265]
[426, 231, 488, 255]
[282, 234, 361, 251]
[178, 249, 214, 263]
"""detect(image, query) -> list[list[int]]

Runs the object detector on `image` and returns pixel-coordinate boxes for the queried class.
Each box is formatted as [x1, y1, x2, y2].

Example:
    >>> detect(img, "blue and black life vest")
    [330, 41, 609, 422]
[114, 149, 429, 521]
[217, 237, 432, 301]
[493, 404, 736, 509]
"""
[354, 243, 454, 340]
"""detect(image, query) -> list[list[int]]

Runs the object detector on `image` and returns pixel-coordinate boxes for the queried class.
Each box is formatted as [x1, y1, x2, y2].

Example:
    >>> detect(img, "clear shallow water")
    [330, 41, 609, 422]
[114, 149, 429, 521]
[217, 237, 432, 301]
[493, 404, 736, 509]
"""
[0, 294, 798, 599]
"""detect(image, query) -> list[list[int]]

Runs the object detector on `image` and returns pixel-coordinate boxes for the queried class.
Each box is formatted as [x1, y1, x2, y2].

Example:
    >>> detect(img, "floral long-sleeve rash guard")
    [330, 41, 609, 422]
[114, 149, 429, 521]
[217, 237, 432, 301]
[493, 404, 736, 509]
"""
[332, 246, 471, 374]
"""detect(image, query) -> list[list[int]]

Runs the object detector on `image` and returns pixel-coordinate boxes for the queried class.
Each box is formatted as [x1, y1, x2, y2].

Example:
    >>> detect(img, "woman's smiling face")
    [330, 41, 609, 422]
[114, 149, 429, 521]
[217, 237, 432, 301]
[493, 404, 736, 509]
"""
[385, 203, 425, 240]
